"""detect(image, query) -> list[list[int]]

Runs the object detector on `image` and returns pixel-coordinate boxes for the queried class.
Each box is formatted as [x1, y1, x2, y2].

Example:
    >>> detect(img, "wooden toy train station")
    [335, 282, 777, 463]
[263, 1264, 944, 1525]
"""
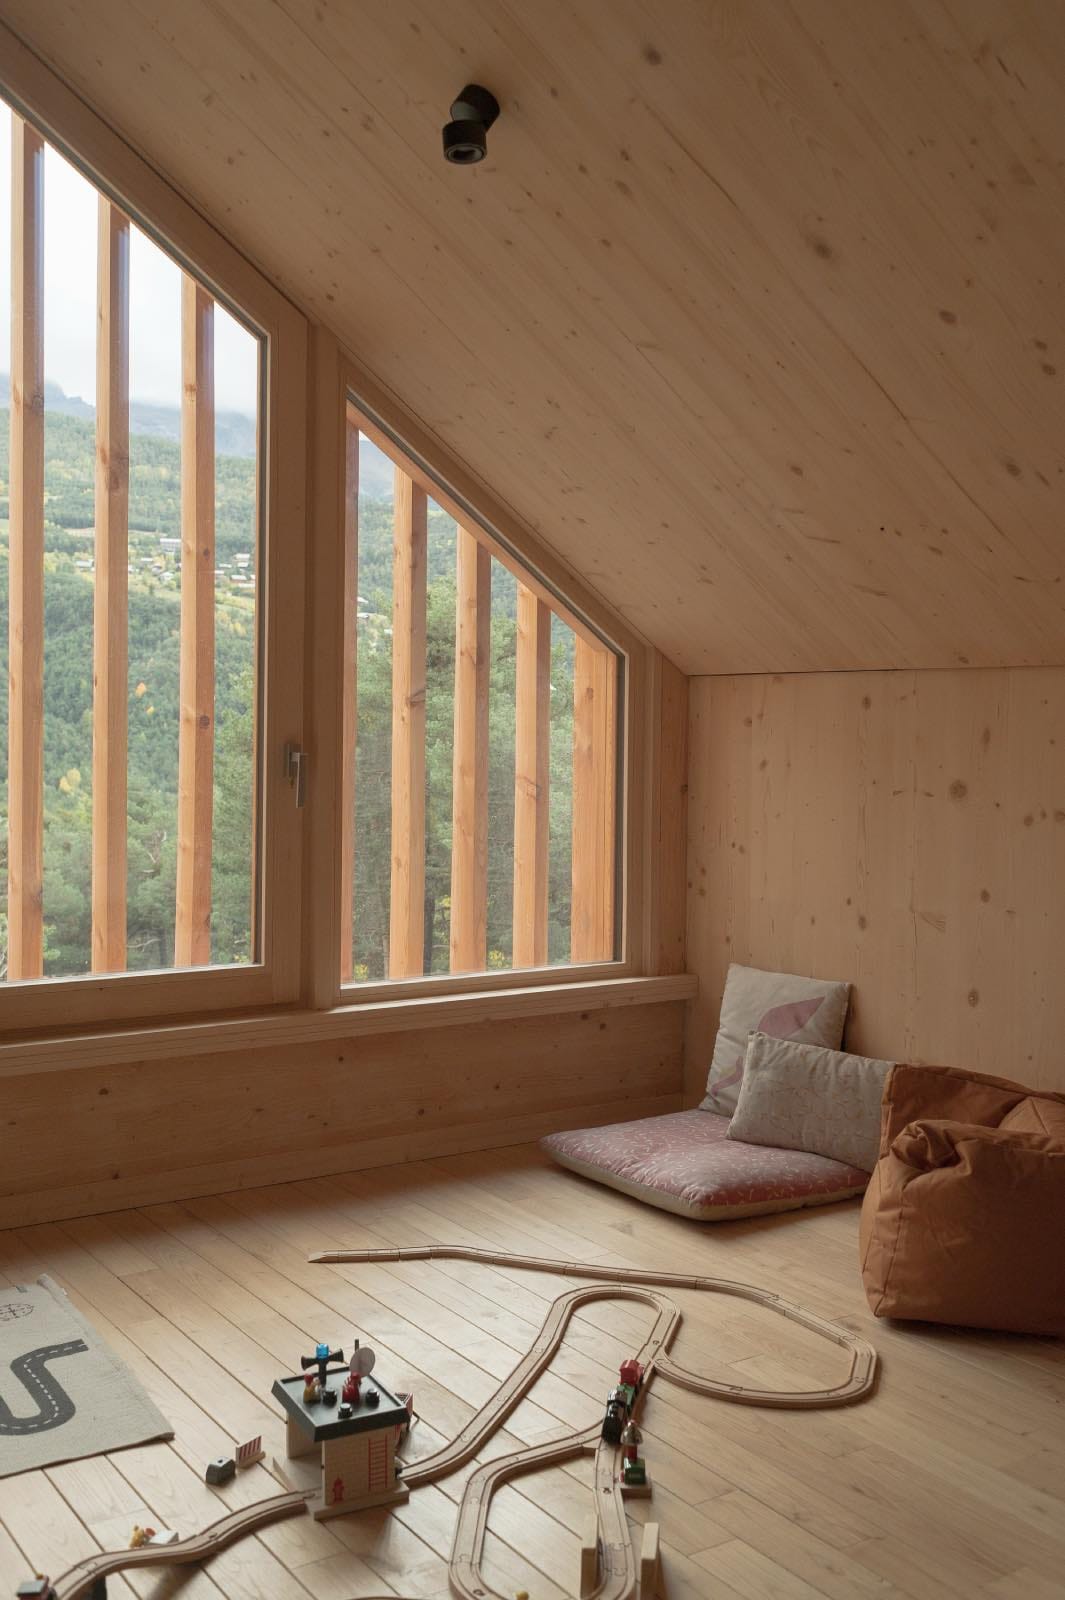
[271, 1341, 412, 1519]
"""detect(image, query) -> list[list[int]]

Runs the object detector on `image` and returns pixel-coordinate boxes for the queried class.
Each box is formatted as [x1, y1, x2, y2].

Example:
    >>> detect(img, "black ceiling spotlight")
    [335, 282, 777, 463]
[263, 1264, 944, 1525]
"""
[442, 84, 500, 165]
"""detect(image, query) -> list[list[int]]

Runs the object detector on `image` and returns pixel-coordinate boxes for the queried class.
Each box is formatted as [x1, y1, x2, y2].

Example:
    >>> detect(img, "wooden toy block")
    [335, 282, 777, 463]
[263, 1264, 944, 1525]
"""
[285, 1415, 317, 1458]
[273, 1359, 411, 1521]
[204, 1456, 236, 1485]
[236, 1435, 265, 1468]
[579, 1513, 599, 1598]
[620, 1478, 653, 1498]
[640, 1522, 661, 1597]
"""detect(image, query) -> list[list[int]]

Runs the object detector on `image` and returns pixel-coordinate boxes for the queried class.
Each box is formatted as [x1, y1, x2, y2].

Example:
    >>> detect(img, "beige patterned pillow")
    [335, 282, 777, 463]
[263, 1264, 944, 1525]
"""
[701, 963, 851, 1116]
[726, 1032, 894, 1172]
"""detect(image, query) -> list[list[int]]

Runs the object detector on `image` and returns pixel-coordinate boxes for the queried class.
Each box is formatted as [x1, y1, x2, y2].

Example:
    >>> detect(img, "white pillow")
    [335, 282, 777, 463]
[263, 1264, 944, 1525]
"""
[701, 963, 850, 1116]
[726, 1032, 894, 1172]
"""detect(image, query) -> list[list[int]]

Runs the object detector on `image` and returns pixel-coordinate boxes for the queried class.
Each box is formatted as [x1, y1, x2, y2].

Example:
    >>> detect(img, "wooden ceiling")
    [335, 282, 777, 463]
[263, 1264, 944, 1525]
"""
[6, 0, 1065, 673]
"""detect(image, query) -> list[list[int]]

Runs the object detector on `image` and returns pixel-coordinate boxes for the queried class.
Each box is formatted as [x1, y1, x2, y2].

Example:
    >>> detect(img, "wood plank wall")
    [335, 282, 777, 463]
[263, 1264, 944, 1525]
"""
[686, 668, 1065, 1100]
[0, 1002, 685, 1227]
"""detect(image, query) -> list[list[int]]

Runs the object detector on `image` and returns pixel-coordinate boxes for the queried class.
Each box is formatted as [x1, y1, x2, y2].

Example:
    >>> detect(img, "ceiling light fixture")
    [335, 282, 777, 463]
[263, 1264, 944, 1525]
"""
[442, 84, 500, 166]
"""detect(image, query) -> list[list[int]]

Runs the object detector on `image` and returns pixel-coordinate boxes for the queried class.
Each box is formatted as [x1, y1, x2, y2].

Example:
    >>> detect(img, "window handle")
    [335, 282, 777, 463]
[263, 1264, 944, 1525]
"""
[284, 744, 307, 808]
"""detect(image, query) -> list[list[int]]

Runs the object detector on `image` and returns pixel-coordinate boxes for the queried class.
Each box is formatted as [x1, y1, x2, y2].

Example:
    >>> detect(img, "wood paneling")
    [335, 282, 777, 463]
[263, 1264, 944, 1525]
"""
[686, 668, 1065, 1099]
[91, 198, 130, 974]
[644, 654, 688, 976]
[0, 1000, 685, 1225]
[5, 4, 1065, 673]
[7, 116, 45, 980]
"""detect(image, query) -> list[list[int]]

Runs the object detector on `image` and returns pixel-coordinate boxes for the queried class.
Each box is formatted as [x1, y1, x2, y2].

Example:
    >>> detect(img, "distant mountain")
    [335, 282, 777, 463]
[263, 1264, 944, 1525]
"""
[358, 434, 397, 499]
[0, 374, 257, 458]
[0, 375, 416, 497]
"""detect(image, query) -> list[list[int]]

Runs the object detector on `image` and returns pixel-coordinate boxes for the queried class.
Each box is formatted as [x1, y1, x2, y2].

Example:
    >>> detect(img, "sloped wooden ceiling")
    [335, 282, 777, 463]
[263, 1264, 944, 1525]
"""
[7, 1, 1065, 673]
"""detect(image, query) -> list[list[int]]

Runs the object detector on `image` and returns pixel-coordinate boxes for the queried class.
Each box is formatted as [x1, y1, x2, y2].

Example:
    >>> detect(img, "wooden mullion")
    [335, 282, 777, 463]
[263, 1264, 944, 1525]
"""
[91, 197, 131, 974]
[339, 415, 359, 982]
[513, 585, 551, 969]
[571, 638, 617, 963]
[7, 117, 46, 981]
[175, 277, 215, 967]
[388, 468, 427, 978]
[450, 528, 491, 973]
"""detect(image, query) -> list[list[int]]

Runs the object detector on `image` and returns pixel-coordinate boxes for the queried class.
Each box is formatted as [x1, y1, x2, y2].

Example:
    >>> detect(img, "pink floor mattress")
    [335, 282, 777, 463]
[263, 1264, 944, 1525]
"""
[542, 1109, 869, 1220]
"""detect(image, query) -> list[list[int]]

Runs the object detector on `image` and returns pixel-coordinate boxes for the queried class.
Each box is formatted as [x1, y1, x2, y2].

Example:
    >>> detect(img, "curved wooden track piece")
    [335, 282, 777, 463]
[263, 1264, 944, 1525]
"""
[51, 1489, 312, 1600]
[310, 1243, 879, 1600]
[311, 1244, 878, 1409]
[403, 1285, 679, 1488]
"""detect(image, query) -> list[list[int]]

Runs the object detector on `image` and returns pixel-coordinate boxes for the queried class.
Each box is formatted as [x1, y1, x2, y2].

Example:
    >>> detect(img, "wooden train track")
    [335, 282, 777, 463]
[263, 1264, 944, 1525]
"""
[41, 1248, 876, 1600]
[311, 1244, 880, 1599]
[49, 1489, 312, 1600]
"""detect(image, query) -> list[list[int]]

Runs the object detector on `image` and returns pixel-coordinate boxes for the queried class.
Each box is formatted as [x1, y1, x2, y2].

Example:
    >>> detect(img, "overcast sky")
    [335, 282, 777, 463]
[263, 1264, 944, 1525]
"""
[0, 102, 258, 415]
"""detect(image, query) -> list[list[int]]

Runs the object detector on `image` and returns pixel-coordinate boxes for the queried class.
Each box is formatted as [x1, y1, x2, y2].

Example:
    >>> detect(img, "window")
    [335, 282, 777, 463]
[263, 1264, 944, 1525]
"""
[0, 39, 650, 1034]
[0, 104, 262, 983]
[341, 401, 622, 984]
[0, 75, 304, 1027]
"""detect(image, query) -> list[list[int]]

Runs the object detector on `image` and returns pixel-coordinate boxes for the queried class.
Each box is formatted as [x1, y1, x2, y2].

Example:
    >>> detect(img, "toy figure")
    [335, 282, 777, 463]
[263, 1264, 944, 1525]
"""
[342, 1369, 361, 1406]
[303, 1372, 321, 1405]
[128, 1526, 156, 1549]
[620, 1419, 642, 1462]
[301, 1341, 344, 1397]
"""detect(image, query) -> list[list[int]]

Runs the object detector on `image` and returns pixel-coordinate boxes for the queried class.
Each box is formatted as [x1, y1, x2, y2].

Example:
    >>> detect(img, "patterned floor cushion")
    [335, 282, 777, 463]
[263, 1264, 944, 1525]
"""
[542, 1110, 869, 1221]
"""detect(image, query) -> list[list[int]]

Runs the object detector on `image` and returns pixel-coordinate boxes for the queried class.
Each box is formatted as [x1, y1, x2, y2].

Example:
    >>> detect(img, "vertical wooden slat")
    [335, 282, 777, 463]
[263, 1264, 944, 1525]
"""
[91, 198, 130, 974]
[7, 119, 46, 981]
[512, 585, 551, 969]
[450, 528, 491, 973]
[571, 638, 617, 962]
[339, 414, 359, 982]
[388, 468, 427, 978]
[175, 277, 215, 967]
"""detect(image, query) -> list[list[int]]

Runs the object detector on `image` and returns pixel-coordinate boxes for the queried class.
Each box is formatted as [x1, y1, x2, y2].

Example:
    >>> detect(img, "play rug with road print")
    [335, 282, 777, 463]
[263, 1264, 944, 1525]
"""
[0, 1275, 172, 1476]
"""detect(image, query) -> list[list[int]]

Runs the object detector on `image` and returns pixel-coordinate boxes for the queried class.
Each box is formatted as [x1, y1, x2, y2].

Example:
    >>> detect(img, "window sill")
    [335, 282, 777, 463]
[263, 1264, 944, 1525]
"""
[0, 973, 697, 1078]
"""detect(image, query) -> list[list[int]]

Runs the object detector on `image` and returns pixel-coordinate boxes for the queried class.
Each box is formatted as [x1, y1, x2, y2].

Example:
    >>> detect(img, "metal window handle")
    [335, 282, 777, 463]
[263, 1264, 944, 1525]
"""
[284, 744, 307, 808]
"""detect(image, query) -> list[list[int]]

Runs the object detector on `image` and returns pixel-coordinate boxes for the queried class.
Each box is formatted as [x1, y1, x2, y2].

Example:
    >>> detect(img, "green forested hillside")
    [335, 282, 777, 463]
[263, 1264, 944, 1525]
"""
[0, 407, 257, 974]
[0, 413, 576, 981]
[352, 517, 576, 981]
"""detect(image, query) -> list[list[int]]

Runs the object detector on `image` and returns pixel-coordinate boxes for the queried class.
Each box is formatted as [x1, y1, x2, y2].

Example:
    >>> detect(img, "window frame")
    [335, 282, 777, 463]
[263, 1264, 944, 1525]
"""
[301, 337, 654, 1010]
[0, 31, 307, 1031]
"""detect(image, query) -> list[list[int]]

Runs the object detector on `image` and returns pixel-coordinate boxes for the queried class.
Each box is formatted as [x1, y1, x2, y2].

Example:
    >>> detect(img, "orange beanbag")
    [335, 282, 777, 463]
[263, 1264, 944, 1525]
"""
[859, 1063, 1065, 1335]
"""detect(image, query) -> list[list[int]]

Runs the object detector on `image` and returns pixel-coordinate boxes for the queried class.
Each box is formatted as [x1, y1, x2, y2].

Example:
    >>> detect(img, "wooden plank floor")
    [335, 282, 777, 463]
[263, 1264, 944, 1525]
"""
[1, 1142, 1063, 1599]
